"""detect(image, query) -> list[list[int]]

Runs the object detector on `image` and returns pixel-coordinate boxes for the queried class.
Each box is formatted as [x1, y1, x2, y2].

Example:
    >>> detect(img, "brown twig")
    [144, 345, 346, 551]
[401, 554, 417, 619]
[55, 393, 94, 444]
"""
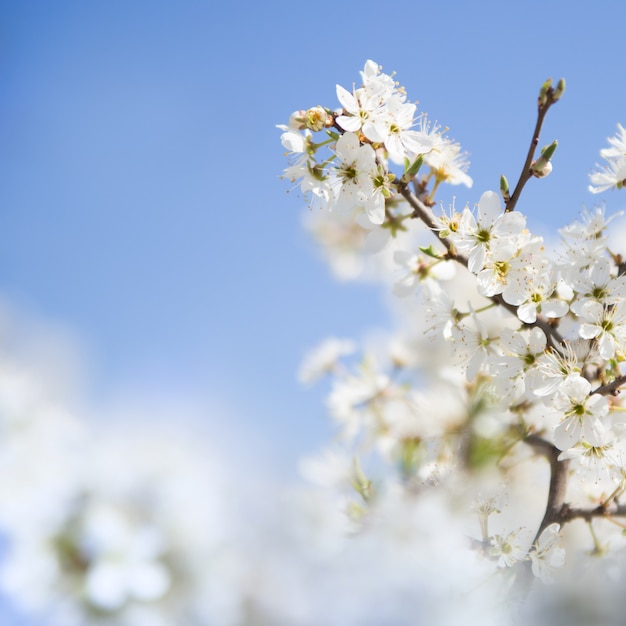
[593, 374, 626, 396]
[523, 433, 626, 537]
[505, 80, 562, 213]
[523, 434, 570, 541]
[559, 502, 626, 524]
[504, 106, 551, 213]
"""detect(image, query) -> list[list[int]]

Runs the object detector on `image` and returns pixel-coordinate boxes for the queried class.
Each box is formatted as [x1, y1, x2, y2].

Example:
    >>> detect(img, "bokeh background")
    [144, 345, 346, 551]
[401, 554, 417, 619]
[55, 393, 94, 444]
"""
[1, 1, 625, 620]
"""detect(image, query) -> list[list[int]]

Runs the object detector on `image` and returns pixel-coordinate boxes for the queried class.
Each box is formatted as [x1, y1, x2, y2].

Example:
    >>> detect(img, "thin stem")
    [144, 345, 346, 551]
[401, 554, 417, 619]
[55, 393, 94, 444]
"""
[473, 302, 497, 315]
[505, 96, 555, 213]
[586, 520, 606, 556]
[601, 481, 625, 509]
[310, 137, 336, 151]
[427, 177, 443, 204]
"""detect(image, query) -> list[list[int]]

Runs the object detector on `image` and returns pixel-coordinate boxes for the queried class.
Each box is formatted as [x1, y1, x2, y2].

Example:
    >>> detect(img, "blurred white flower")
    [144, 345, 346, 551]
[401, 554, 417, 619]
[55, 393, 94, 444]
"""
[298, 338, 356, 384]
[529, 523, 566, 584]
[0, 417, 241, 626]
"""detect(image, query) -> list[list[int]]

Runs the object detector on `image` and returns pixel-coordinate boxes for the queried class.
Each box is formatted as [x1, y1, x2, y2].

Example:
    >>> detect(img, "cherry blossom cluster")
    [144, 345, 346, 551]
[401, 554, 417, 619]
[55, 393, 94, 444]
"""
[433, 198, 626, 461]
[278, 60, 472, 226]
[281, 60, 626, 600]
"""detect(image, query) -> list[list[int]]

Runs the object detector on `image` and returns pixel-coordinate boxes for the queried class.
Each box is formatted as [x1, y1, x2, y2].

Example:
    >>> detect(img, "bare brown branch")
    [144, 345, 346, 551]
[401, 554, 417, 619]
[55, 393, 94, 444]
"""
[523, 434, 570, 541]
[505, 83, 561, 213]
[592, 374, 626, 396]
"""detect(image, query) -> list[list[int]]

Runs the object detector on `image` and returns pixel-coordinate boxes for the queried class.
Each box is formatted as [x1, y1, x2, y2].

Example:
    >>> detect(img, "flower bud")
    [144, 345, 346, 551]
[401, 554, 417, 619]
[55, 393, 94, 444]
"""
[531, 140, 558, 177]
[304, 106, 334, 132]
[553, 78, 566, 102]
[530, 139, 559, 178]
[538, 78, 553, 107]
[500, 174, 510, 202]
[540, 140, 558, 161]
[531, 160, 553, 178]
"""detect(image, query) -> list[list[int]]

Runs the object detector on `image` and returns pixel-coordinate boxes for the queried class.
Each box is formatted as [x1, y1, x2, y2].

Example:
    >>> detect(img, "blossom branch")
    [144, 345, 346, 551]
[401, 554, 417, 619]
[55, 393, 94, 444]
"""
[280, 62, 626, 599]
[505, 78, 564, 213]
[396, 182, 566, 351]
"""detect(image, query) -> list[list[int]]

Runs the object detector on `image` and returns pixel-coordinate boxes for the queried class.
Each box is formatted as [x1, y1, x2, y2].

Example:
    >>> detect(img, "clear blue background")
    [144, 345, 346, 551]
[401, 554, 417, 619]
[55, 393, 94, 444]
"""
[1, 0, 625, 469]
[1, 0, 626, 623]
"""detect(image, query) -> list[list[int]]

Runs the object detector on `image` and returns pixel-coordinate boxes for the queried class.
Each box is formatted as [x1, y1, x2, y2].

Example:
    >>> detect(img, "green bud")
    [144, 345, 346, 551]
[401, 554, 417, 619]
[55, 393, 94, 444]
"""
[538, 78, 553, 107]
[553, 78, 566, 101]
[541, 139, 558, 161]
[500, 174, 510, 202]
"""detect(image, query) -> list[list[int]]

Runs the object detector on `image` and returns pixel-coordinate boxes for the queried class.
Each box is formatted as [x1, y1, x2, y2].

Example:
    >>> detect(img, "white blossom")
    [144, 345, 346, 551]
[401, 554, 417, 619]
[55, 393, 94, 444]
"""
[529, 524, 566, 584]
[578, 299, 626, 359]
[601, 123, 626, 159]
[551, 375, 609, 450]
[453, 190, 526, 275]
[424, 138, 473, 187]
[589, 154, 626, 193]
[298, 338, 356, 383]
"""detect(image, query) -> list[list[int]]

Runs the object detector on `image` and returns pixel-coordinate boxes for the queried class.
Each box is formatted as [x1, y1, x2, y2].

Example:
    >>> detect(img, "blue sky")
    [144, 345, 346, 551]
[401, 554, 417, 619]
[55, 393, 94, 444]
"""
[1, 0, 625, 475]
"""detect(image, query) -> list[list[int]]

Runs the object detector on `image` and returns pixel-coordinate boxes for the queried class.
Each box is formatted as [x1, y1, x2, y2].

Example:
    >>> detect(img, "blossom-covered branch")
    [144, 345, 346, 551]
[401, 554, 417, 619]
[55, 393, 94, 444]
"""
[396, 182, 567, 352]
[280, 59, 626, 606]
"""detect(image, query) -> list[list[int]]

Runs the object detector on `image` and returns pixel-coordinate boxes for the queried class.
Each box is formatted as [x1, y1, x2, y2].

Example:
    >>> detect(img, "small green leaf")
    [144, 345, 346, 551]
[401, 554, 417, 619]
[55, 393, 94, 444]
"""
[419, 245, 442, 259]
[401, 154, 424, 183]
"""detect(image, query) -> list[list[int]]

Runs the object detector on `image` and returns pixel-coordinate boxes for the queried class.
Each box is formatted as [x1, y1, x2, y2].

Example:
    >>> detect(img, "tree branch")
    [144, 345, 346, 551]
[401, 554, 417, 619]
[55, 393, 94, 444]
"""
[504, 105, 551, 213]
[524, 433, 626, 533]
[505, 80, 562, 213]
[593, 374, 626, 396]
[559, 502, 626, 524]
[523, 434, 570, 541]
[395, 183, 566, 352]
